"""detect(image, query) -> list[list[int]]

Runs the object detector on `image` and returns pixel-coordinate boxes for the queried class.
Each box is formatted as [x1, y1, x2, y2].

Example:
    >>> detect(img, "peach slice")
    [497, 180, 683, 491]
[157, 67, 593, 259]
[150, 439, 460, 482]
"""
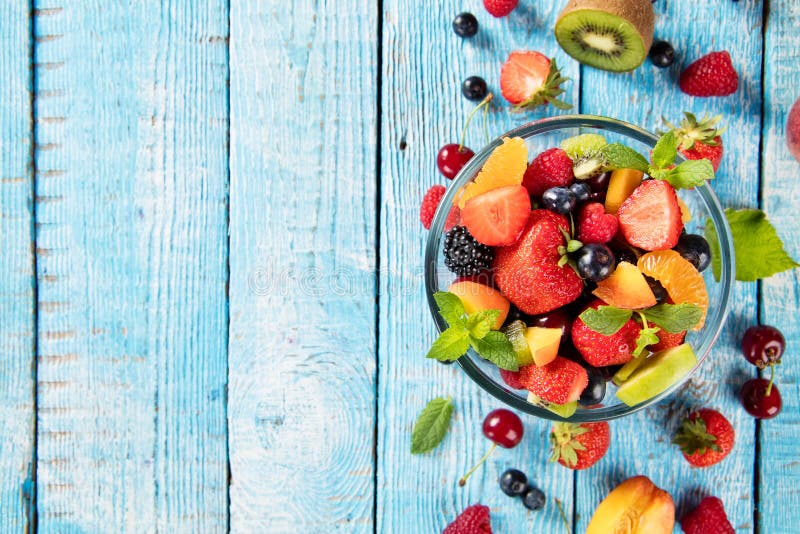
[586, 475, 675, 534]
[448, 280, 510, 330]
[604, 168, 644, 215]
[592, 261, 656, 309]
[524, 326, 562, 366]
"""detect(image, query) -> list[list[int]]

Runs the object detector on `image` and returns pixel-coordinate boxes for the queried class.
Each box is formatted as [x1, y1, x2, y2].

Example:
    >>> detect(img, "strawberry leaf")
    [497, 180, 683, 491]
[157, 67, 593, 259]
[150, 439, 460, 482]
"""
[411, 397, 454, 454]
[578, 305, 632, 335]
[706, 208, 800, 281]
[433, 291, 466, 327]
[634, 326, 661, 357]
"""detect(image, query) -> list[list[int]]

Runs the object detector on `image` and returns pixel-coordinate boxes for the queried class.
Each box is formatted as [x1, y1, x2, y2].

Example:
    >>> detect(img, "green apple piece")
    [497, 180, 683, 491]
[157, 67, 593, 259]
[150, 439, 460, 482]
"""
[527, 392, 578, 418]
[502, 320, 534, 366]
[524, 326, 562, 366]
[612, 355, 646, 386]
[616, 343, 697, 406]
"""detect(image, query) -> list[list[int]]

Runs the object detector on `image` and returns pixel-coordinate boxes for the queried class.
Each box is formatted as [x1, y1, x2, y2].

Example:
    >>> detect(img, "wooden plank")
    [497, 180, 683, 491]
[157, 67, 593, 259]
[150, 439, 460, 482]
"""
[227, 1, 377, 530]
[377, 3, 579, 532]
[0, 2, 35, 530]
[758, 1, 800, 532]
[576, 2, 763, 532]
[33, 1, 229, 531]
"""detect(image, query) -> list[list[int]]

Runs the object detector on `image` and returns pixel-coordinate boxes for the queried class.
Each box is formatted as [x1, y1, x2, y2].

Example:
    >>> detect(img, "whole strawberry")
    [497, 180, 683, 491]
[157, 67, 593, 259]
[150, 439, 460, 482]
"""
[444, 503, 493, 534]
[649, 327, 686, 352]
[672, 409, 735, 468]
[500, 51, 571, 111]
[420, 185, 446, 229]
[493, 210, 583, 315]
[664, 112, 725, 172]
[549, 421, 610, 470]
[483, 0, 517, 18]
[522, 147, 575, 198]
[519, 356, 589, 405]
[577, 202, 618, 244]
[681, 496, 735, 534]
[679, 51, 738, 97]
[571, 300, 641, 367]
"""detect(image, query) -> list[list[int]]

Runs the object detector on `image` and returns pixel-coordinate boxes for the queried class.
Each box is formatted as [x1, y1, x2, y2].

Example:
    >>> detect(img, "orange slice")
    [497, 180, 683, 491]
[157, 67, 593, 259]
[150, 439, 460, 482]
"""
[456, 137, 527, 209]
[637, 250, 708, 330]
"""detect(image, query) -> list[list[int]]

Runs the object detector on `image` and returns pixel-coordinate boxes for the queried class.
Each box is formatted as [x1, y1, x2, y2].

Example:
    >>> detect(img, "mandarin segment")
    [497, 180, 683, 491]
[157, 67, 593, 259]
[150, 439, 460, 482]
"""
[456, 136, 528, 208]
[637, 249, 708, 329]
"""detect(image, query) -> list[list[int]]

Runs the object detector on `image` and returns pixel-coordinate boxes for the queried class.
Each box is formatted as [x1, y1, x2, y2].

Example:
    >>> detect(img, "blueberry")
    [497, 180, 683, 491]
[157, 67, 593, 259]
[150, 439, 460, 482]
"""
[522, 486, 546, 511]
[649, 41, 675, 68]
[644, 275, 668, 303]
[575, 244, 616, 282]
[461, 76, 488, 101]
[541, 187, 576, 214]
[673, 233, 711, 271]
[579, 367, 607, 406]
[499, 469, 528, 497]
[569, 182, 592, 204]
[452, 12, 479, 38]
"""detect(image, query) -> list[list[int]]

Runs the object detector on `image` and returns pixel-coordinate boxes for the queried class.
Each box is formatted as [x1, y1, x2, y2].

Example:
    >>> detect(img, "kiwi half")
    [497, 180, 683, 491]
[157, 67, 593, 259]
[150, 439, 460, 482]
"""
[554, 0, 655, 72]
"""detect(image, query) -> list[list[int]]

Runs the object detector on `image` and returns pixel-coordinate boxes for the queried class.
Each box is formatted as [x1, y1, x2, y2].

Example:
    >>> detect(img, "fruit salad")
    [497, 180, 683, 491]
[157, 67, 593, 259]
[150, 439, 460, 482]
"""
[430, 131, 716, 416]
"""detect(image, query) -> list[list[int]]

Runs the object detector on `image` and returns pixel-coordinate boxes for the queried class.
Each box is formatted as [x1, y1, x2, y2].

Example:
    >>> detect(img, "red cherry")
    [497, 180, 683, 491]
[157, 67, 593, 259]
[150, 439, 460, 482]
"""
[742, 325, 785, 369]
[459, 408, 524, 487]
[437, 143, 474, 179]
[482, 408, 524, 448]
[741, 378, 782, 419]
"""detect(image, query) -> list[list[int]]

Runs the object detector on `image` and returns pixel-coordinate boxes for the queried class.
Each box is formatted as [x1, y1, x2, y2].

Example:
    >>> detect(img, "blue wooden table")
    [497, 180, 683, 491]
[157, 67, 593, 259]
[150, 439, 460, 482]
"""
[1, 1, 798, 532]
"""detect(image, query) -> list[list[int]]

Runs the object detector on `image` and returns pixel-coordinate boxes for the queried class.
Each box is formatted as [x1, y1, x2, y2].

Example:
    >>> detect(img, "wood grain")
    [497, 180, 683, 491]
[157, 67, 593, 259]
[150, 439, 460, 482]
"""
[227, 1, 378, 531]
[0, 1, 35, 530]
[759, 2, 800, 532]
[576, 2, 763, 532]
[377, 2, 579, 532]
[33, 1, 229, 531]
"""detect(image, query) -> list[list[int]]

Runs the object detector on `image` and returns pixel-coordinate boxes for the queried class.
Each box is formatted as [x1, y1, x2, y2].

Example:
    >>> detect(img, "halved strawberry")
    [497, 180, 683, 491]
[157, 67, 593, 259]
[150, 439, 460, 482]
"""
[462, 185, 531, 246]
[571, 299, 641, 367]
[617, 180, 683, 251]
[499, 51, 571, 111]
[519, 356, 588, 405]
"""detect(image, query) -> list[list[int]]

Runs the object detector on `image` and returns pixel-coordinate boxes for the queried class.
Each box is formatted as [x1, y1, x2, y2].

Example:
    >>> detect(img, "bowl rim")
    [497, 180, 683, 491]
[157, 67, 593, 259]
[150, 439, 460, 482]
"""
[424, 114, 735, 422]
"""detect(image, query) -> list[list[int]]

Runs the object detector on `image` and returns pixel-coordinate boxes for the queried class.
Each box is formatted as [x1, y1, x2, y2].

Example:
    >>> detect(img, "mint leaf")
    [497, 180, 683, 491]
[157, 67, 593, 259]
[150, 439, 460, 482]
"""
[578, 306, 633, 335]
[706, 208, 800, 281]
[634, 326, 661, 357]
[426, 326, 470, 362]
[433, 291, 466, 327]
[411, 397, 454, 454]
[651, 131, 679, 169]
[471, 331, 518, 371]
[644, 303, 703, 333]
[663, 159, 714, 189]
[602, 143, 649, 173]
[466, 309, 500, 340]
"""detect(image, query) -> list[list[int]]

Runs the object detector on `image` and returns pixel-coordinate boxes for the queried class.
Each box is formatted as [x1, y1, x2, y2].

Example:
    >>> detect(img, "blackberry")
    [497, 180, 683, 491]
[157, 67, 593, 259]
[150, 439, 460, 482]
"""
[443, 226, 493, 276]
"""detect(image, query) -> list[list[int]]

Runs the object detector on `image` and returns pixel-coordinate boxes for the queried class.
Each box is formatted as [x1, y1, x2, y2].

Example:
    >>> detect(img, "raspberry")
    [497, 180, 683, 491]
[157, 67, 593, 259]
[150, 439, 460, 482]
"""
[679, 51, 738, 97]
[499, 368, 524, 390]
[483, 0, 518, 17]
[681, 496, 734, 534]
[443, 504, 493, 534]
[577, 202, 618, 244]
[420, 185, 446, 229]
[522, 148, 575, 198]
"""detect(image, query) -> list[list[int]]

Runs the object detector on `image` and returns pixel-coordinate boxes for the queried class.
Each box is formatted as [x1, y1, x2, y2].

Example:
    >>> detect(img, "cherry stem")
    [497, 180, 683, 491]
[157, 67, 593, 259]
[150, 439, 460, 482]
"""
[555, 498, 570, 533]
[766, 363, 776, 396]
[458, 442, 497, 487]
[458, 93, 494, 151]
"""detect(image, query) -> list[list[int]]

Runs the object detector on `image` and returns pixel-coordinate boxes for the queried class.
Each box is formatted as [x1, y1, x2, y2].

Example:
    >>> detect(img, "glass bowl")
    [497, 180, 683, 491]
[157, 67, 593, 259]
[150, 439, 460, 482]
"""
[424, 115, 734, 422]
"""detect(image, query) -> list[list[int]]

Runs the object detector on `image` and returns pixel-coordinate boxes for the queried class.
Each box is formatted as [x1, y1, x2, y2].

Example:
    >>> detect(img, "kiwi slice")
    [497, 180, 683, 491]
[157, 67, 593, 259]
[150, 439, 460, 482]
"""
[561, 134, 609, 180]
[503, 320, 534, 367]
[554, 0, 655, 73]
